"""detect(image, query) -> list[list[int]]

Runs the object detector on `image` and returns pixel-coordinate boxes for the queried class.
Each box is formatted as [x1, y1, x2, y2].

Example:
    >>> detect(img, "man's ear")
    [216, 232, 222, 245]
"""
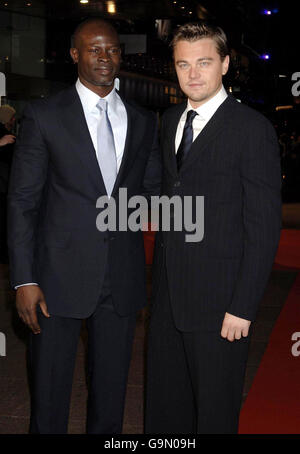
[70, 48, 78, 64]
[222, 54, 230, 75]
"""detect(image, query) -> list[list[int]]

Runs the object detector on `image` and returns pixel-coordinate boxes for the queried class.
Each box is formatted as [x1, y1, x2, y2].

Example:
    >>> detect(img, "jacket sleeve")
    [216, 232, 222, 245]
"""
[141, 113, 162, 200]
[227, 116, 282, 321]
[7, 102, 49, 288]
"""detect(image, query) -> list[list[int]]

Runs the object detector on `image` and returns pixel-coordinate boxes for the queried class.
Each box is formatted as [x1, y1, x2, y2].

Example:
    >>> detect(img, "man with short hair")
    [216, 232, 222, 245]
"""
[145, 22, 281, 434]
[8, 18, 161, 434]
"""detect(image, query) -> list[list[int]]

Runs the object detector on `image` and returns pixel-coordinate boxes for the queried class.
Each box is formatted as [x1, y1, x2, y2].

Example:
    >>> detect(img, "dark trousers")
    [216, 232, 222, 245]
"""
[29, 270, 137, 434]
[145, 264, 251, 434]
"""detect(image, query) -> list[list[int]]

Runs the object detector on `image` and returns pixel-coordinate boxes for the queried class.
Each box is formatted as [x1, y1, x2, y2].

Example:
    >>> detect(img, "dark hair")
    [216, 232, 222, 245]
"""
[71, 17, 119, 48]
[170, 22, 229, 61]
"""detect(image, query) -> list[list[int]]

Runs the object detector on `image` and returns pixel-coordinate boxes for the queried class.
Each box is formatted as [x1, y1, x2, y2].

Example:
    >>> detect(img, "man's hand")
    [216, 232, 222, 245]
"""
[221, 312, 251, 342]
[0, 135, 16, 147]
[16, 285, 50, 334]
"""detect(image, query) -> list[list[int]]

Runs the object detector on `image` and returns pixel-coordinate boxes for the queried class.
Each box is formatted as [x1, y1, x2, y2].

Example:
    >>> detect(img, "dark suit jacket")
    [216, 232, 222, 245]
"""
[7, 85, 161, 318]
[0, 123, 14, 194]
[152, 94, 282, 331]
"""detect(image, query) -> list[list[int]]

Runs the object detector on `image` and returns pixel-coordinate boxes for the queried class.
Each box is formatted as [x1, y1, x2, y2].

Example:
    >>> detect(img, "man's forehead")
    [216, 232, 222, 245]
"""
[76, 23, 119, 44]
[174, 38, 219, 57]
[175, 38, 216, 49]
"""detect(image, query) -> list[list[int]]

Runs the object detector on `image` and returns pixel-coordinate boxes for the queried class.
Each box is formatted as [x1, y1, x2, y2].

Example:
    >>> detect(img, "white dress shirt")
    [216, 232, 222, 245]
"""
[16, 79, 127, 289]
[175, 85, 228, 153]
[76, 78, 128, 172]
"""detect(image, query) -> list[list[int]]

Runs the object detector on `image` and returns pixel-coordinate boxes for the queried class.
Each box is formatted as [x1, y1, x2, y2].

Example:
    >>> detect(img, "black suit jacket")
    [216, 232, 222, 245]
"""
[7, 86, 161, 318]
[0, 123, 14, 194]
[152, 95, 282, 331]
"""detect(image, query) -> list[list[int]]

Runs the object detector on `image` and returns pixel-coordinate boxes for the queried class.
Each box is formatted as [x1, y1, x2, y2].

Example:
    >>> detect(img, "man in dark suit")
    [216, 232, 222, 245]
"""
[8, 18, 160, 434]
[145, 22, 281, 434]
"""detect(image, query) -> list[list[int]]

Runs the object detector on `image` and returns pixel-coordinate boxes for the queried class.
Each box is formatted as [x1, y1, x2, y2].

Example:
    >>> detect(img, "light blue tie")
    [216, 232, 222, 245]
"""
[96, 98, 117, 196]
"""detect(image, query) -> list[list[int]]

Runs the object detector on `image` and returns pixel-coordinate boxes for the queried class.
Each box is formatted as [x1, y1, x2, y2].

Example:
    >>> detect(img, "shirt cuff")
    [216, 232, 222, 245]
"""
[15, 283, 39, 290]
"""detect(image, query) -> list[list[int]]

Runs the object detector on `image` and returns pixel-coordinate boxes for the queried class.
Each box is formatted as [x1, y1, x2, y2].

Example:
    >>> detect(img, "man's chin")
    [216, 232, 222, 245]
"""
[92, 79, 114, 87]
[188, 90, 213, 105]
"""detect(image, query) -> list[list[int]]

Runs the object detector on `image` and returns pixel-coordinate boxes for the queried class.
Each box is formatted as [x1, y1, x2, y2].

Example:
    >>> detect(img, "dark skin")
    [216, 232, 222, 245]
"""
[16, 20, 121, 334]
[70, 20, 121, 97]
[16, 286, 49, 334]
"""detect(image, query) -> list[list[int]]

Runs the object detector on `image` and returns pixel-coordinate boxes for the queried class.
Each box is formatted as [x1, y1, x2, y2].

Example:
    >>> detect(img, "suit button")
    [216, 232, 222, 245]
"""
[110, 236, 115, 241]
[174, 181, 181, 187]
[160, 242, 164, 248]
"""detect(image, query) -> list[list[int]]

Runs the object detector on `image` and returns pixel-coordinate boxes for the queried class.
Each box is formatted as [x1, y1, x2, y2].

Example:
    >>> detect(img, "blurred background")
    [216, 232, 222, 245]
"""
[0, 0, 300, 201]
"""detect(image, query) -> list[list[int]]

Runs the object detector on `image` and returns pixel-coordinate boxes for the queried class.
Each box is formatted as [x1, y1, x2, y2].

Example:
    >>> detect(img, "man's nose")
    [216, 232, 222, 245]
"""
[97, 49, 110, 60]
[189, 65, 199, 79]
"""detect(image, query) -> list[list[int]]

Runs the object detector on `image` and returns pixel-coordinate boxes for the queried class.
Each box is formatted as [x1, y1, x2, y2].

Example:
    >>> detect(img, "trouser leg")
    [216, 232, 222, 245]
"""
[29, 313, 82, 434]
[86, 289, 137, 434]
[145, 265, 196, 434]
[182, 327, 251, 434]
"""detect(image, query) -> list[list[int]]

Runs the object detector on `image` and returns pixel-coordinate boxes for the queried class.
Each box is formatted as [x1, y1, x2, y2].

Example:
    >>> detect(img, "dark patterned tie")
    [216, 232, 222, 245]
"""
[176, 110, 198, 171]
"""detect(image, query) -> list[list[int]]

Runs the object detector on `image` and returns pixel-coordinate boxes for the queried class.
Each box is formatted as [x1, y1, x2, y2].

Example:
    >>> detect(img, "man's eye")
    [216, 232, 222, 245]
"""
[178, 63, 188, 69]
[108, 48, 120, 55]
[89, 48, 98, 53]
[200, 61, 209, 67]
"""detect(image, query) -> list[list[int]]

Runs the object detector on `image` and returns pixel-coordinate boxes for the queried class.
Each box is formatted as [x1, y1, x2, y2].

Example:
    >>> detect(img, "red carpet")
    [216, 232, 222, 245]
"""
[240, 228, 300, 433]
[239, 272, 300, 433]
[143, 230, 155, 265]
[274, 229, 300, 269]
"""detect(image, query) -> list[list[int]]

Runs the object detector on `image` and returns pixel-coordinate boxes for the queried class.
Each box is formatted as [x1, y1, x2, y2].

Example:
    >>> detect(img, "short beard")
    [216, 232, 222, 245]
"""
[92, 79, 114, 87]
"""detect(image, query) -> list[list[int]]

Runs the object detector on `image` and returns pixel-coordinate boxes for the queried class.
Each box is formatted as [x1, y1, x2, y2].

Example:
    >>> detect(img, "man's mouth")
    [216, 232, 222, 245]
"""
[94, 66, 113, 73]
[188, 83, 205, 87]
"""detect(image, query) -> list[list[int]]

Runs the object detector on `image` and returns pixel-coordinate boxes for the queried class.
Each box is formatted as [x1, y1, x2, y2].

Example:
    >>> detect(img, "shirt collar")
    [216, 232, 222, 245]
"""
[186, 85, 228, 121]
[75, 78, 118, 114]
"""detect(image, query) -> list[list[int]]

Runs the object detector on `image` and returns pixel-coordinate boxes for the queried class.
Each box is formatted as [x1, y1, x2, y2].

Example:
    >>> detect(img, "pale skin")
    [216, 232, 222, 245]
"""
[0, 134, 15, 147]
[16, 20, 121, 334]
[174, 38, 251, 341]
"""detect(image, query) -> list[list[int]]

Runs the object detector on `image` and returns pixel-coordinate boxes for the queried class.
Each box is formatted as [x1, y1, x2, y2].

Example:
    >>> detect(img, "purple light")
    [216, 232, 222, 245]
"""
[262, 8, 279, 15]
[261, 54, 270, 60]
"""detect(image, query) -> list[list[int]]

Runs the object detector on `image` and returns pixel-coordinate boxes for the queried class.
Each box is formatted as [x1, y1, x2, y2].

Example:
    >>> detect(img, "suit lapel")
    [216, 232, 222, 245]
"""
[60, 86, 107, 194]
[180, 95, 234, 172]
[60, 87, 144, 198]
[111, 97, 139, 197]
[164, 103, 187, 177]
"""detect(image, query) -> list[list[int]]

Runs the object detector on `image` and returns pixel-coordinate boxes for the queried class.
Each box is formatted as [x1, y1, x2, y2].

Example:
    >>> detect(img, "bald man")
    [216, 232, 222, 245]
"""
[8, 18, 161, 434]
